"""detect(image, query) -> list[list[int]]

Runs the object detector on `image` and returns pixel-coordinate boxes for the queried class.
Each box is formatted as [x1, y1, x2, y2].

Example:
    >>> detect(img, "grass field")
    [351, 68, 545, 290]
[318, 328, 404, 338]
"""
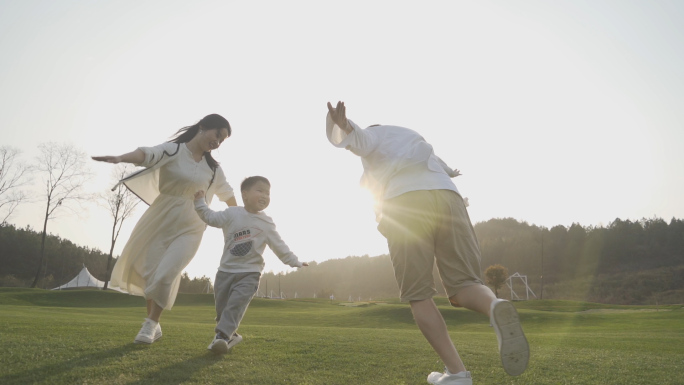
[0, 288, 682, 384]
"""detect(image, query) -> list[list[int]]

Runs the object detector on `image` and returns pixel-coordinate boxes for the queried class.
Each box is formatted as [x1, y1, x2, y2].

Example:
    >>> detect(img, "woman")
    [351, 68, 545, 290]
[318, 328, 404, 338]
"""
[93, 114, 237, 344]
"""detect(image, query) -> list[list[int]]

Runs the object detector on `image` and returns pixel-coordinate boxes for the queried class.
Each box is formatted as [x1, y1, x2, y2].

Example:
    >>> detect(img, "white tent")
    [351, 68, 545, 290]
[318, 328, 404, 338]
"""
[52, 265, 106, 290]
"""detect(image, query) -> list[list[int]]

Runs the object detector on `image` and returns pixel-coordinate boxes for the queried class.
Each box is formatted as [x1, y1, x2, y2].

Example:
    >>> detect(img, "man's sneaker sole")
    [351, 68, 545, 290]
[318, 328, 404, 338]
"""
[491, 300, 529, 376]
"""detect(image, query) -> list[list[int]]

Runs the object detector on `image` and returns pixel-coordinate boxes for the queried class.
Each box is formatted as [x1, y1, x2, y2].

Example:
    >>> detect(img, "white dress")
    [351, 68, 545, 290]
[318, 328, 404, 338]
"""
[110, 142, 234, 309]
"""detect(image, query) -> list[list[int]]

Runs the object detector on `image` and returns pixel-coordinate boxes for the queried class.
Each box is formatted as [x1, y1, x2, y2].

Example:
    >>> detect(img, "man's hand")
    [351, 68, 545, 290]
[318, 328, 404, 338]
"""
[327, 101, 352, 134]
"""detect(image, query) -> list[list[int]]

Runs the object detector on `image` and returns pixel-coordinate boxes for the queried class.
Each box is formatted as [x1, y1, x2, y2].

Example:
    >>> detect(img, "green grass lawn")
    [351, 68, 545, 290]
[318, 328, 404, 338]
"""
[0, 288, 682, 384]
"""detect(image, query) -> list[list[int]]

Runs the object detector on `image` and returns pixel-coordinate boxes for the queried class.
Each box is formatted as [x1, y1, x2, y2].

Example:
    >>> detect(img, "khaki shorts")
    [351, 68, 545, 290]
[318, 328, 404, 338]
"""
[378, 190, 484, 302]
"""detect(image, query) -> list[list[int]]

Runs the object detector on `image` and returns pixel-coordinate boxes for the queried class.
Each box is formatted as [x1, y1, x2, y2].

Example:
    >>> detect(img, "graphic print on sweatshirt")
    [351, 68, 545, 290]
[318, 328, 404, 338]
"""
[229, 227, 263, 257]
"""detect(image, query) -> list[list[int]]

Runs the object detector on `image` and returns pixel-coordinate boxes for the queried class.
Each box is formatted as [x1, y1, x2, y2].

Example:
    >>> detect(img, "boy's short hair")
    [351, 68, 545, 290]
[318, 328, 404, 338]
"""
[241, 176, 270, 192]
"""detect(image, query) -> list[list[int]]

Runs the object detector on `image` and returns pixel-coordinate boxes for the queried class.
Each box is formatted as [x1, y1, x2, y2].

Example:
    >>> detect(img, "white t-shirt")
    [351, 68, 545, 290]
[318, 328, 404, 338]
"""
[326, 115, 460, 203]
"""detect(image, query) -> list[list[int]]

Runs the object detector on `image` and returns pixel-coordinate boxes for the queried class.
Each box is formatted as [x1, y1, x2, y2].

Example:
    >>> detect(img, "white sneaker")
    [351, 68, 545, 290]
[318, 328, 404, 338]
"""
[207, 332, 243, 354]
[427, 369, 472, 384]
[226, 333, 243, 350]
[207, 334, 229, 354]
[134, 318, 161, 344]
[490, 299, 529, 376]
[154, 322, 162, 341]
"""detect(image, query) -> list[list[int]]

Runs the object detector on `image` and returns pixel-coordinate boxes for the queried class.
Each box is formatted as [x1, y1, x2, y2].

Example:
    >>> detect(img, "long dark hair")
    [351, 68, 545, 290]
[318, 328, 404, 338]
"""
[169, 114, 231, 170]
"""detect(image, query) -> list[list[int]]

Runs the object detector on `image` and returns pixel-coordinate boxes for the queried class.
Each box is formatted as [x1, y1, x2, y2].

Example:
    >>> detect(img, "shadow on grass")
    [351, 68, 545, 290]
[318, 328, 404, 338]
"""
[125, 352, 225, 385]
[0, 343, 225, 385]
[0, 344, 141, 384]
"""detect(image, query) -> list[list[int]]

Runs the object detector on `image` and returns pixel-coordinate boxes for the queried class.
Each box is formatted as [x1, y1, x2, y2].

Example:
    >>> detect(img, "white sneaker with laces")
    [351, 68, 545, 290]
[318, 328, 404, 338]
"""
[134, 318, 161, 344]
[427, 369, 472, 385]
[490, 299, 529, 376]
[207, 334, 229, 354]
[226, 333, 243, 350]
[207, 332, 243, 354]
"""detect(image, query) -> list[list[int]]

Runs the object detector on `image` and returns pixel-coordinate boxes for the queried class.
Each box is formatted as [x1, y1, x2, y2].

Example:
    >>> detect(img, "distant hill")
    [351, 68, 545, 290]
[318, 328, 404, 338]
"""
[2, 217, 683, 304]
[262, 217, 684, 305]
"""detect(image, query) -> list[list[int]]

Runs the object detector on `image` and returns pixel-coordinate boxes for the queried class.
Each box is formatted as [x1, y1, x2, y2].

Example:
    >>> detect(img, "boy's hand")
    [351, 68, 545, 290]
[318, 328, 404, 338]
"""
[301, 262, 309, 267]
[194, 190, 205, 200]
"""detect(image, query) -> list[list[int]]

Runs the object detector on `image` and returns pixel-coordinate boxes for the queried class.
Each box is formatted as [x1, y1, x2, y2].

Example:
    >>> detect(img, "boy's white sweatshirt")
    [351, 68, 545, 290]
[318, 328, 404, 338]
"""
[194, 199, 303, 273]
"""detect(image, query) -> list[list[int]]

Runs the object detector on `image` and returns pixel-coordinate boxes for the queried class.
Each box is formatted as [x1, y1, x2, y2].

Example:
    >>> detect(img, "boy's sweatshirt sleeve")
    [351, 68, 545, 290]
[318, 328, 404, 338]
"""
[266, 226, 303, 268]
[194, 198, 231, 228]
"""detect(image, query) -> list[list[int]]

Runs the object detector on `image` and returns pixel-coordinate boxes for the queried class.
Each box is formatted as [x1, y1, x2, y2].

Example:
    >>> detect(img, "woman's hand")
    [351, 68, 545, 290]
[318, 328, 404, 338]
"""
[91, 155, 122, 164]
[92, 149, 144, 165]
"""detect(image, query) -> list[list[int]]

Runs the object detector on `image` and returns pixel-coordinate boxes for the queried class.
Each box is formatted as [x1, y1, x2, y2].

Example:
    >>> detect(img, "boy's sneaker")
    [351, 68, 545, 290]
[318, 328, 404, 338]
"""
[427, 369, 472, 385]
[134, 318, 162, 344]
[207, 332, 243, 354]
[490, 299, 529, 376]
[207, 334, 229, 354]
[226, 332, 243, 349]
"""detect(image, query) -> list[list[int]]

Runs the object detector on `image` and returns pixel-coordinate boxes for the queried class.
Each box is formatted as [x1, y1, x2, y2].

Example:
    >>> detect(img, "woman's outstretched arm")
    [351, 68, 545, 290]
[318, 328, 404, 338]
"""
[92, 149, 145, 164]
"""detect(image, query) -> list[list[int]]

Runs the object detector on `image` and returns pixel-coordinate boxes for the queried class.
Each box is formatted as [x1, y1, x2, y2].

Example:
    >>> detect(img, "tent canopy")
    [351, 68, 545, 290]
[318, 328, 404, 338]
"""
[52, 265, 105, 290]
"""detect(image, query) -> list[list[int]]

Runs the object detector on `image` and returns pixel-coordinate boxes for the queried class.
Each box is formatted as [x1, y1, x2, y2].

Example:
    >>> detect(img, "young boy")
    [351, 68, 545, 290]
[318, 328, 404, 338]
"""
[194, 176, 308, 354]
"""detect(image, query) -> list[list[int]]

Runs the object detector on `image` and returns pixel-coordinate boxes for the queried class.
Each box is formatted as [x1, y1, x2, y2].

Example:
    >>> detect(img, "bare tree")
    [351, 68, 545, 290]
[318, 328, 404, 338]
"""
[99, 164, 140, 290]
[31, 143, 94, 288]
[0, 146, 32, 223]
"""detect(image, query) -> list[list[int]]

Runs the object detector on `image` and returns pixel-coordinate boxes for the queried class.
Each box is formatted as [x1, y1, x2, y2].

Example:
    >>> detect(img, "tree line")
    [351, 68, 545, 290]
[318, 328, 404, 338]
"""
[0, 223, 214, 293]
[478, 217, 684, 283]
[0, 223, 110, 289]
[262, 217, 684, 304]
[2, 215, 683, 303]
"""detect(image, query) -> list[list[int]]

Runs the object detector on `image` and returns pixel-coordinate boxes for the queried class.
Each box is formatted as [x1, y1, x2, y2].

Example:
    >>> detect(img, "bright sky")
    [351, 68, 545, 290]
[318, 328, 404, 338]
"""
[1, 1, 683, 279]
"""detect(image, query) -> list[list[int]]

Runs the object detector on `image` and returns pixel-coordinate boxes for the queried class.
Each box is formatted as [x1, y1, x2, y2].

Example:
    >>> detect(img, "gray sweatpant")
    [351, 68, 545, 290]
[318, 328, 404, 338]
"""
[213, 271, 260, 337]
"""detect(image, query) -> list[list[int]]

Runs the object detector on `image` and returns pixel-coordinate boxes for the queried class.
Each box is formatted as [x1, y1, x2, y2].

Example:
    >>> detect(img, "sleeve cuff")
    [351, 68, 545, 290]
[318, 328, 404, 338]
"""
[326, 114, 357, 148]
